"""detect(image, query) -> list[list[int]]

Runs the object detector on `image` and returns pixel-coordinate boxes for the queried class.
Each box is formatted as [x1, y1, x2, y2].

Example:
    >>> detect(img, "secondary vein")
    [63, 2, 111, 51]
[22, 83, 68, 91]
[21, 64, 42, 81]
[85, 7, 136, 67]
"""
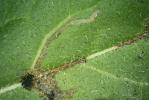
[83, 66, 149, 86]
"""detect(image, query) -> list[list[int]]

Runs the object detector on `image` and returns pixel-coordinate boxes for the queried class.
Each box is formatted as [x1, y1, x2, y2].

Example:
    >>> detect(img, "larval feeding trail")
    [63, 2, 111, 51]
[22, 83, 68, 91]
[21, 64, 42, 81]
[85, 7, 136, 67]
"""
[30, 16, 72, 69]
[70, 10, 99, 25]
[31, 10, 99, 69]
[0, 83, 21, 94]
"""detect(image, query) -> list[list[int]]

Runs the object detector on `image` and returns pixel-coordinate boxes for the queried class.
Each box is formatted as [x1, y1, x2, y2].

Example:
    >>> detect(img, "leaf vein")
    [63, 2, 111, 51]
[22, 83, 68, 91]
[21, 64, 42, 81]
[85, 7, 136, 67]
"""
[83, 66, 149, 86]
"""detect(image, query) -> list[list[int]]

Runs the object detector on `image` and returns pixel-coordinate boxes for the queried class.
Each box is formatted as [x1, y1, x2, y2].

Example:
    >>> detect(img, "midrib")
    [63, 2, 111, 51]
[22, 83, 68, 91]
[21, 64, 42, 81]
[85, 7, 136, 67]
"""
[0, 83, 21, 94]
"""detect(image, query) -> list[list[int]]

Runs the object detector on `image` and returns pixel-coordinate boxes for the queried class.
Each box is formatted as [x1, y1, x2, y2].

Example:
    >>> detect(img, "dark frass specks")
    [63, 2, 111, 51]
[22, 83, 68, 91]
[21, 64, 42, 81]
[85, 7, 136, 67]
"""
[47, 90, 55, 100]
[21, 73, 34, 90]
[138, 51, 144, 59]
[20, 69, 67, 100]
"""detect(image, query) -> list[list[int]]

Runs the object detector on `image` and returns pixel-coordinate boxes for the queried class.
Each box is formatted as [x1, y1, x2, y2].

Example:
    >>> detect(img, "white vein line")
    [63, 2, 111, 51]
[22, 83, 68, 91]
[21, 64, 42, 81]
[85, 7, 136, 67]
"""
[0, 83, 22, 95]
[84, 66, 149, 86]
[86, 46, 118, 60]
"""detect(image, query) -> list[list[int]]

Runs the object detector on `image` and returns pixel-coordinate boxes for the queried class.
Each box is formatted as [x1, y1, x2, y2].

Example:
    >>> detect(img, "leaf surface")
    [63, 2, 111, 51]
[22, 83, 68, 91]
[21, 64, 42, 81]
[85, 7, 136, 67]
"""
[0, 0, 149, 99]
[56, 39, 149, 100]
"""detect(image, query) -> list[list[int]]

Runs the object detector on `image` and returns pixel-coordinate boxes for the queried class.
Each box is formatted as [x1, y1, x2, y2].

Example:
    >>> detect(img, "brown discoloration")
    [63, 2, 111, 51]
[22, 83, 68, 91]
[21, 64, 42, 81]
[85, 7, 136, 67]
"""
[24, 17, 149, 99]
[34, 59, 85, 99]
[49, 58, 86, 75]
[30, 69, 62, 100]
[21, 68, 63, 100]
[119, 33, 149, 47]
[119, 19, 149, 46]
[21, 58, 84, 99]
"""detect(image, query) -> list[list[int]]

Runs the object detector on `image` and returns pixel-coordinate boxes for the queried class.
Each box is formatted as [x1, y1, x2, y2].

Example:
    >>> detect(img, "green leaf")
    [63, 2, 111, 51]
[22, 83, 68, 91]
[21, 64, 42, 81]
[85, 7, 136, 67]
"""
[0, 0, 149, 99]
[0, 87, 42, 100]
[41, 0, 149, 68]
[56, 39, 149, 100]
[0, 0, 101, 88]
